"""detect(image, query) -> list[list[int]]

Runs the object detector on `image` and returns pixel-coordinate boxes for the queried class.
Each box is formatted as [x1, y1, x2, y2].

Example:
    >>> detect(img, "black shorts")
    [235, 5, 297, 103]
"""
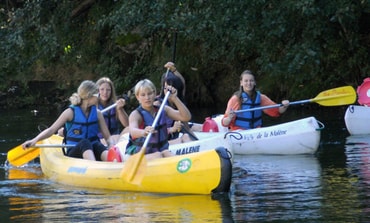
[67, 139, 107, 161]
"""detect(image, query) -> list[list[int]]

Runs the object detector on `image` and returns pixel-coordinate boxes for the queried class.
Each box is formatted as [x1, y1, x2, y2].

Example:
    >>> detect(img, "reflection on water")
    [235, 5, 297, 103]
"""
[344, 135, 370, 220]
[231, 155, 322, 222]
[1, 157, 231, 223]
[345, 135, 370, 186]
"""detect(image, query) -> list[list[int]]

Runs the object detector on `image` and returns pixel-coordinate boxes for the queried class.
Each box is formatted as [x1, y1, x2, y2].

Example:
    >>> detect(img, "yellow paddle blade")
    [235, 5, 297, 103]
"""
[7, 145, 40, 167]
[121, 148, 147, 184]
[311, 86, 356, 106]
[121, 89, 171, 184]
[7, 135, 64, 167]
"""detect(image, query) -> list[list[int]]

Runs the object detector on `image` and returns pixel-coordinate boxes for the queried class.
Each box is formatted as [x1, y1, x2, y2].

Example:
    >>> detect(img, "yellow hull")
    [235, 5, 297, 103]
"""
[40, 135, 232, 194]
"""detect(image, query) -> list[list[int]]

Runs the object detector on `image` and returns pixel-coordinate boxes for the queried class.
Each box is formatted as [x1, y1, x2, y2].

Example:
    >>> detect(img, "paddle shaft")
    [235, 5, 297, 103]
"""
[142, 69, 171, 148]
[31, 144, 75, 148]
[142, 90, 171, 149]
[181, 122, 199, 141]
[234, 100, 306, 113]
[121, 90, 171, 183]
[235, 86, 355, 114]
[101, 103, 117, 113]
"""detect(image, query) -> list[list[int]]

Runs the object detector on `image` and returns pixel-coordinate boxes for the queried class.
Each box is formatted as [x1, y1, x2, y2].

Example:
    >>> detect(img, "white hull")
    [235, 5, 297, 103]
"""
[197, 116, 323, 155]
[116, 132, 233, 157]
[116, 116, 322, 157]
[344, 105, 370, 135]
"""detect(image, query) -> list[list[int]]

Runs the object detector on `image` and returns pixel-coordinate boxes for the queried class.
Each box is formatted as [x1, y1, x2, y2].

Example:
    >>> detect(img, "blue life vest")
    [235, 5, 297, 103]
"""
[98, 103, 120, 138]
[65, 105, 100, 146]
[154, 96, 179, 140]
[234, 91, 263, 129]
[126, 106, 169, 154]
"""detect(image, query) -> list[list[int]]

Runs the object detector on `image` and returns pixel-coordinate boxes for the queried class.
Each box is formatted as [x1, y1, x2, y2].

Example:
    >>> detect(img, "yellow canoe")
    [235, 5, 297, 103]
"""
[39, 135, 232, 195]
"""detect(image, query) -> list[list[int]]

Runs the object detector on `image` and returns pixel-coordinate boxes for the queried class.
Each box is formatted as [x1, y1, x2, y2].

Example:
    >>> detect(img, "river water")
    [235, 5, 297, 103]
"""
[1, 107, 369, 222]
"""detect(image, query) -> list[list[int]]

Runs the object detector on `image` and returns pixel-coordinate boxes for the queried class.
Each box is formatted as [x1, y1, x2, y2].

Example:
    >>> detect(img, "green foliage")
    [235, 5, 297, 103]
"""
[0, 0, 369, 109]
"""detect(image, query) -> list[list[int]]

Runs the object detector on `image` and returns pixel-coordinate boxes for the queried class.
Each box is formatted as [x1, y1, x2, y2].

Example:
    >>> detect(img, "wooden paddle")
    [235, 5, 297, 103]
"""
[121, 90, 171, 184]
[235, 86, 356, 114]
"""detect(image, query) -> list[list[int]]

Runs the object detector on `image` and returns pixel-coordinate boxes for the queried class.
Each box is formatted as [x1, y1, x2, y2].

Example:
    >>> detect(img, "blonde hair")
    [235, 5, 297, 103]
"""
[96, 77, 117, 104]
[69, 80, 98, 105]
[134, 79, 156, 96]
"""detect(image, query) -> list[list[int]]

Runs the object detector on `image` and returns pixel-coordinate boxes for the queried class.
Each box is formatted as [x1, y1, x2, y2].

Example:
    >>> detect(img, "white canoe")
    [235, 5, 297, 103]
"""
[115, 116, 322, 157]
[197, 116, 324, 155]
[344, 105, 370, 135]
[116, 132, 233, 159]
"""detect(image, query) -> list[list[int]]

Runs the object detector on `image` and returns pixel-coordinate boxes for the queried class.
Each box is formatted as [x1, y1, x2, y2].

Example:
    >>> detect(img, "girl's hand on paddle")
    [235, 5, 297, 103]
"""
[164, 85, 178, 101]
[279, 100, 290, 114]
[172, 121, 182, 132]
[143, 126, 156, 137]
[282, 100, 290, 108]
[229, 110, 236, 119]
[22, 140, 35, 150]
[116, 98, 126, 109]
[164, 62, 176, 73]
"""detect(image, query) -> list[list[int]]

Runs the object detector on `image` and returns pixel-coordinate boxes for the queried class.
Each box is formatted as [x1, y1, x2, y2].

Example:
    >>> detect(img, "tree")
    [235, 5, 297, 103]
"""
[0, 0, 369, 109]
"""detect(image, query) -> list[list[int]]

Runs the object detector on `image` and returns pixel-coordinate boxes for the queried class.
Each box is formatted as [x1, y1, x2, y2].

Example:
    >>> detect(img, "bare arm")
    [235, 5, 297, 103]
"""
[221, 96, 240, 127]
[165, 92, 191, 122]
[128, 110, 147, 138]
[164, 62, 186, 97]
[22, 108, 73, 148]
[116, 98, 129, 127]
[97, 110, 113, 145]
[260, 94, 289, 117]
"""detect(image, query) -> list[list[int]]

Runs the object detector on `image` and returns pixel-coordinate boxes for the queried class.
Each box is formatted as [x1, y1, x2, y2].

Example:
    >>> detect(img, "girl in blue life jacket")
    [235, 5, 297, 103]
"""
[221, 70, 290, 130]
[22, 80, 115, 161]
[154, 62, 195, 143]
[96, 77, 129, 144]
[126, 79, 192, 160]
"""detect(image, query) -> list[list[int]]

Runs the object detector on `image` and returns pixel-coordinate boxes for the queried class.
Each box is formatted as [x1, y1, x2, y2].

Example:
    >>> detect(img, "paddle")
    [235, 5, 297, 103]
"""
[234, 86, 356, 114]
[101, 103, 117, 113]
[100, 90, 132, 113]
[27, 144, 74, 148]
[166, 33, 199, 140]
[8, 99, 123, 167]
[7, 142, 74, 167]
[7, 144, 41, 167]
[7, 102, 119, 167]
[121, 88, 171, 184]
[180, 122, 199, 141]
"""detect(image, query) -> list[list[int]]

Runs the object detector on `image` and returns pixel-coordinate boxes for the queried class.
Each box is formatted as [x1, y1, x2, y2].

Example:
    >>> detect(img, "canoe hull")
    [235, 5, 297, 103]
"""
[117, 131, 233, 157]
[344, 105, 370, 135]
[40, 135, 232, 194]
[200, 116, 322, 155]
